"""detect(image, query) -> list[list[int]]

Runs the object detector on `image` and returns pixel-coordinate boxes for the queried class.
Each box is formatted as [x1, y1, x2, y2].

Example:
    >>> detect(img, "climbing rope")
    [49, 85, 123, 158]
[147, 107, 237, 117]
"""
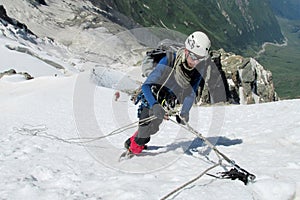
[13, 115, 156, 145]
[159, 118, 256, 199]
[160, 163, 220, 200]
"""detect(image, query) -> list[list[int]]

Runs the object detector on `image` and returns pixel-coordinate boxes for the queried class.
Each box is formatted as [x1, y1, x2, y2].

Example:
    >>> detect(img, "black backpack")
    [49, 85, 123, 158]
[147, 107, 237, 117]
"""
[141, 39, 184, 77]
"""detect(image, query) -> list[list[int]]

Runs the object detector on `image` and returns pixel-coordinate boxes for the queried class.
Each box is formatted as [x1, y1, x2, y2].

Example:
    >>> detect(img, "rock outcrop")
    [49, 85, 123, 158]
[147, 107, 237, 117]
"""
[0, 69, 34, 80]
[198, 49, 278, 105]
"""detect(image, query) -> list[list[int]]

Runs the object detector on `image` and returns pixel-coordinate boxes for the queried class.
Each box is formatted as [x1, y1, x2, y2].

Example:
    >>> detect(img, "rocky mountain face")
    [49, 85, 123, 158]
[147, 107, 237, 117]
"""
[0, 5, 34, 35]
[87, 0, 285, 54]
[0, 1, 278, 104]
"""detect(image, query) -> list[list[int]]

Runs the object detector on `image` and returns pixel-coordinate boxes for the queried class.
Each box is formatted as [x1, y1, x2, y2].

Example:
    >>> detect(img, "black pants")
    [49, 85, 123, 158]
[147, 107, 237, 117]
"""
[135, 107, 163, 146]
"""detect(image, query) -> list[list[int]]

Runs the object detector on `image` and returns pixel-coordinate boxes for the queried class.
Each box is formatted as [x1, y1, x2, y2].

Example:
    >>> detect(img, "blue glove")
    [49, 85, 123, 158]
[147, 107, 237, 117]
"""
[152, 103, 165, 120]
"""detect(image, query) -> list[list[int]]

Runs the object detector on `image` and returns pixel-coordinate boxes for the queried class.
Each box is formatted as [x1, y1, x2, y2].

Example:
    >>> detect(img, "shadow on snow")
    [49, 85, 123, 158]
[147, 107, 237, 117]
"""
[143, 136, 243, 157]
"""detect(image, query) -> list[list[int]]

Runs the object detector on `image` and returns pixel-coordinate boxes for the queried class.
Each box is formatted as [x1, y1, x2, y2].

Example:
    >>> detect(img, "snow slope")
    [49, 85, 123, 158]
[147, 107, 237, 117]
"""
[1, 39, 300, 199]
[1, 66, 300, 200]
[1, 3, 300, 199]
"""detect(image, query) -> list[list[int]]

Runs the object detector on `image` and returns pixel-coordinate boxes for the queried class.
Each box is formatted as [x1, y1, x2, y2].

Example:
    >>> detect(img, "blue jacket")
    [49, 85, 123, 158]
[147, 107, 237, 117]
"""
[141, 55, 203, 116]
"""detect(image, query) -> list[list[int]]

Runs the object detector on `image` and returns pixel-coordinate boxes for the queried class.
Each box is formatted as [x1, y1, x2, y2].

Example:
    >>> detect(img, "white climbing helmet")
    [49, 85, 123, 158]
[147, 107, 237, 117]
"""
[185, 31, 211, 57]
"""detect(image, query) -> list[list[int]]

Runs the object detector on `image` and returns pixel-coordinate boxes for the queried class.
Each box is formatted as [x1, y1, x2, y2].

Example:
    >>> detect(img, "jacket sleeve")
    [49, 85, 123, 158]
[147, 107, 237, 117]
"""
[141, 56, 169, 108]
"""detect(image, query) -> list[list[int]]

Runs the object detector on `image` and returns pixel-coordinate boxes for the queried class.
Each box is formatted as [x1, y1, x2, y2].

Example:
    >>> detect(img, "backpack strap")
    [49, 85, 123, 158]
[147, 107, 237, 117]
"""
[165, 50, 175, 68]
